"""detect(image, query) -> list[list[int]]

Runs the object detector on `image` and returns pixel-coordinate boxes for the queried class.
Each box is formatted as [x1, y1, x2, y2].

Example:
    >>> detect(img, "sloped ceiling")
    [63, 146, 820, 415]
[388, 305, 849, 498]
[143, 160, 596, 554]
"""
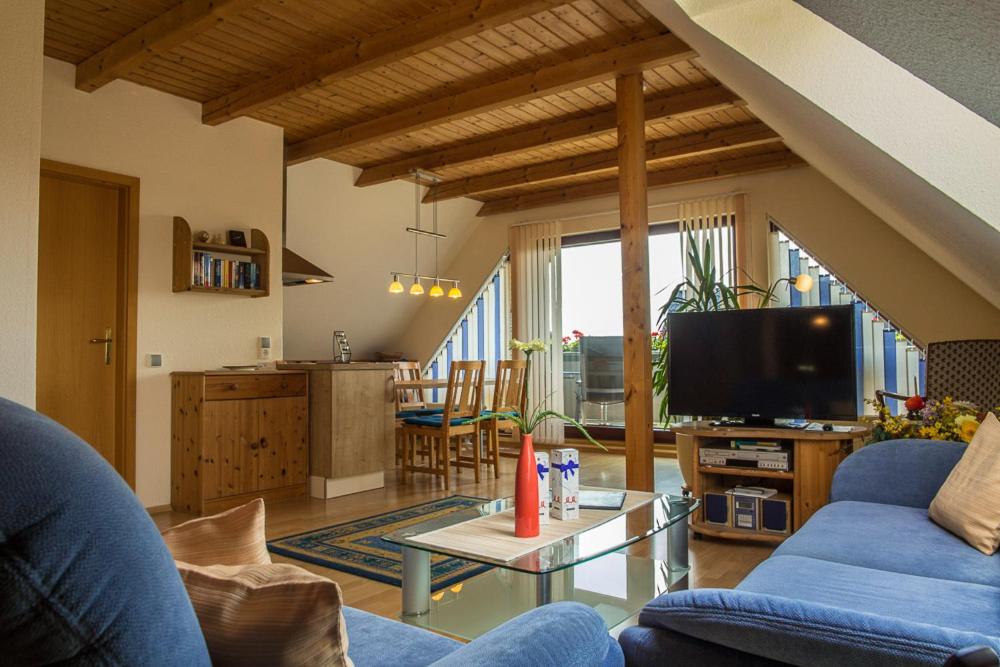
[638, 0, 1000, 311]
[795, 0, 999, 127]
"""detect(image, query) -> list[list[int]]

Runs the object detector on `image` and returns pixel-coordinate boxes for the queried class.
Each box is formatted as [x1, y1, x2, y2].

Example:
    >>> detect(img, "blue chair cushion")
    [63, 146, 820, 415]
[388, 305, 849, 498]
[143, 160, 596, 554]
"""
[774, 501, 1000, 588]
[396, 408, 444, 419]
[343, 606, 460, 666]
[0, 398, 210, 665]
[403, 415, 473, 427]
[481, 410, 520, 419]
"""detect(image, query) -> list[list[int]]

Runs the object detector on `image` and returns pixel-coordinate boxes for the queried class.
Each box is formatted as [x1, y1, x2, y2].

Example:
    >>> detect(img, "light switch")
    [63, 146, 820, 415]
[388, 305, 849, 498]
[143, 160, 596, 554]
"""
[148, 353, 163, 367]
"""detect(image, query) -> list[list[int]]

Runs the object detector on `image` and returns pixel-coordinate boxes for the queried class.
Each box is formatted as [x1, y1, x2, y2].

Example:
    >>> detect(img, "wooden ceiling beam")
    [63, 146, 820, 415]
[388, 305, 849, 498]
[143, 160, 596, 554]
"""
[354, 84, 741, 187]
[202, 0, 566, 126]
[75, 0, 259, 92]
[476, 150, 806, 216]
[286, 33, 696, 165]
[424, 122, 780, 202]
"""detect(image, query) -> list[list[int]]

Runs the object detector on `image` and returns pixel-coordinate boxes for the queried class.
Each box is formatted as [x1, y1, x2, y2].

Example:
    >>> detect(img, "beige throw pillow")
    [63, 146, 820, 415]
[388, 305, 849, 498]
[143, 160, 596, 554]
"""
[161, 499, 271, 566]
[929, 412, 1000, 555]
[177, 562, 352, 667]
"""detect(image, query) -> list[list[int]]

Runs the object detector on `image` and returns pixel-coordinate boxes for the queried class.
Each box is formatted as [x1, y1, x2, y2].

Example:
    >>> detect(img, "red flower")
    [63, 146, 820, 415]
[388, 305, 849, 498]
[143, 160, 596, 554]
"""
[572, 329, 584, 339]
[562, 336, 571, 344]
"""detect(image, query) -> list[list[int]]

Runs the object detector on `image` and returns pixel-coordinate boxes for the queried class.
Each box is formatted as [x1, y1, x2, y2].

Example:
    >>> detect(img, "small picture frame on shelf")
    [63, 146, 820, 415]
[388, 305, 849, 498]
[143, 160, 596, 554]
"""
[227, 229, 251, 248]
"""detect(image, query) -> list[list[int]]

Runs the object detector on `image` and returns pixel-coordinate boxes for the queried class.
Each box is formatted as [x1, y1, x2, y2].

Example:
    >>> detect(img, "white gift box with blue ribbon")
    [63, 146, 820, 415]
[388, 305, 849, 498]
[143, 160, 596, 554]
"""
[550, 448, 580, 520]
[535, 451, 550, 525]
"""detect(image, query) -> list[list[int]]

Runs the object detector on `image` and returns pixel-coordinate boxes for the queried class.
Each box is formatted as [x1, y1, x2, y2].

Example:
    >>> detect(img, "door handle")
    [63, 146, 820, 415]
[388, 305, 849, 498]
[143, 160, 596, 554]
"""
[88, 328, 112, 365]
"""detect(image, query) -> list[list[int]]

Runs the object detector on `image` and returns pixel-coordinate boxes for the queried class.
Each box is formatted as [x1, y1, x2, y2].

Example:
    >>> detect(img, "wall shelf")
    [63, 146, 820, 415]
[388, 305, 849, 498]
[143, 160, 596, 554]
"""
[173, 216, 270, 297]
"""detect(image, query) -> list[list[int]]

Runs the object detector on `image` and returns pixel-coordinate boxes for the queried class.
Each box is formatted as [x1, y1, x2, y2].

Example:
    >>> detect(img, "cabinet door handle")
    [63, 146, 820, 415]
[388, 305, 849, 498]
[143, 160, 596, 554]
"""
[260, 438, 269, 449]
[249, 442, 259, 450]
[280, 382, 288, 389]
[229, 383, 239, 391]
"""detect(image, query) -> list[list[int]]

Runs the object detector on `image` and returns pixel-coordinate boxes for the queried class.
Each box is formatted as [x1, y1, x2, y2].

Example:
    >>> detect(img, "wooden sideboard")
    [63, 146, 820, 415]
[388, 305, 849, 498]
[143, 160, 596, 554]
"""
[674, 421, 870, 544]
[171, 370, 308, 514]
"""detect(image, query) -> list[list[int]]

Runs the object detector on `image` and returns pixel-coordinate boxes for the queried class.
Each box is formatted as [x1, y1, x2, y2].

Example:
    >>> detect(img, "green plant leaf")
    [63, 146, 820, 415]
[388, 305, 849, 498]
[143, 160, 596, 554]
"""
[532, 411, 607, 450]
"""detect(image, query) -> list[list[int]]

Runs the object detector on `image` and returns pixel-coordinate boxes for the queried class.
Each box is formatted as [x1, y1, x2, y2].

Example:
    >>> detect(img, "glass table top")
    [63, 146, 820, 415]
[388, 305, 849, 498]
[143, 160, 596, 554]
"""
[404, 551, 690, 641]
[383, 488, 699, 575]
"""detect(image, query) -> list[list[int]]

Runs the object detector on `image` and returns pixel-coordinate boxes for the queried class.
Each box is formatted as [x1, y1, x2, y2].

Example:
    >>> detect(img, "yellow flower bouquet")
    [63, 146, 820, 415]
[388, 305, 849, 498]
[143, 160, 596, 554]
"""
[868, 396, 998, 443]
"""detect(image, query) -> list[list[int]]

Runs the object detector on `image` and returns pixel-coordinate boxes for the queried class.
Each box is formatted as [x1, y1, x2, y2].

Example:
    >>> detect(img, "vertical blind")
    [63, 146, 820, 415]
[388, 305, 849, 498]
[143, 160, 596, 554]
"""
[677, 195, 737, 288]
[768, 223, 924, 415]
[510, 221, 564, 444]
[424, 256, 511, 405]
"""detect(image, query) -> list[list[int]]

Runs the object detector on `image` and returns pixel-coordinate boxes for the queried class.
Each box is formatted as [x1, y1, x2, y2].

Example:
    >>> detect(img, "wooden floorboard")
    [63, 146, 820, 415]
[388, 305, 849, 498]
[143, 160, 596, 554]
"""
[153, 452, 773, 623]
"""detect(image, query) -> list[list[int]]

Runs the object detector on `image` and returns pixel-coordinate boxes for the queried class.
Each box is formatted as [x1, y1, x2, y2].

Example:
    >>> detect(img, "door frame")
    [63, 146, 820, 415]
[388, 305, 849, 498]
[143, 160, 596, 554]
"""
[39, 159, 140, 489]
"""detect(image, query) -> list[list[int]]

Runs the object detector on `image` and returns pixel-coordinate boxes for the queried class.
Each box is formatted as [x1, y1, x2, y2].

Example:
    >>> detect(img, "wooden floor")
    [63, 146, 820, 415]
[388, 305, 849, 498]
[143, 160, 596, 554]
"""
[154, 451, 773, 621]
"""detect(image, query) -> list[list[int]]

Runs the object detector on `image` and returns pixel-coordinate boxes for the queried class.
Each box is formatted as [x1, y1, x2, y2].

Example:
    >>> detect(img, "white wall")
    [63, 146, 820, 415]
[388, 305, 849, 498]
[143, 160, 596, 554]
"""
[41, 57, 285, 507]
[283, 160, 483, 360]
[0, 2, 44, 408]
[397, 166, 1000, 359]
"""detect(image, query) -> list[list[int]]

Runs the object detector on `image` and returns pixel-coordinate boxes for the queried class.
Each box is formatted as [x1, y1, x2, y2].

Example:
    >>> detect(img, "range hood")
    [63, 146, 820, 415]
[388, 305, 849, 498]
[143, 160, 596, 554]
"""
[281, 163, 334, 286]
[282, 247, 334, 286]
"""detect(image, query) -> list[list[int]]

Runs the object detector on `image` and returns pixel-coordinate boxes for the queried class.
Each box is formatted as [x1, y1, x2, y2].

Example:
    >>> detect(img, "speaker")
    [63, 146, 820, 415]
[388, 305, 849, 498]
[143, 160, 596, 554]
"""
[704, 491, 731, 526]
[761, 496, 791, 534]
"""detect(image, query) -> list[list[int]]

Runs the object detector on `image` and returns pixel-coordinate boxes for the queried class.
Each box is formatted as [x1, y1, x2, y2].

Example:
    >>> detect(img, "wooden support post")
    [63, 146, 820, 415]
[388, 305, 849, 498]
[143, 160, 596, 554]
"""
[617, 72, 654, 492]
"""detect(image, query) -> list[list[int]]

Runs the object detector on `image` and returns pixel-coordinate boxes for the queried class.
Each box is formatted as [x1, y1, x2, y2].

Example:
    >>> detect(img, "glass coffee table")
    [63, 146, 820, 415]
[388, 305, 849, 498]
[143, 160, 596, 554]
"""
[383, 488, 699, 640]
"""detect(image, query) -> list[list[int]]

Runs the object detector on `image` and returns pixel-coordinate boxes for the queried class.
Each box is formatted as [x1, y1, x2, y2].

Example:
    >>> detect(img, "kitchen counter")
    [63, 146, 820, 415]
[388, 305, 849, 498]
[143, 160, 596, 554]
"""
[276, 361, 395, 371]
[277, 360, 395, 499]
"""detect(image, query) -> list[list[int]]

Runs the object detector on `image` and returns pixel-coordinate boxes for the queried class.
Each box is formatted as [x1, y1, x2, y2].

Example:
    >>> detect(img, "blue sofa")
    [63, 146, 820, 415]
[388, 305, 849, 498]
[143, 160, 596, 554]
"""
[620, 439, 1000, 666]
[0, 398, 623, 666]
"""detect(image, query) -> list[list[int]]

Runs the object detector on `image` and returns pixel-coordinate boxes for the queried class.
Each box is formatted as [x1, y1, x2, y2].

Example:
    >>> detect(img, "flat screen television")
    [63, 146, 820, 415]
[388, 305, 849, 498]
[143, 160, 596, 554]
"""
[667, 305, 858, 424]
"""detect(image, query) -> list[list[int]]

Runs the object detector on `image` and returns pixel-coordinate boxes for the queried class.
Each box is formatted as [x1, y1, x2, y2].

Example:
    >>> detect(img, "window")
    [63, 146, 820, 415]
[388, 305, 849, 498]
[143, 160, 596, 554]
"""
[560, 223, 681, 425]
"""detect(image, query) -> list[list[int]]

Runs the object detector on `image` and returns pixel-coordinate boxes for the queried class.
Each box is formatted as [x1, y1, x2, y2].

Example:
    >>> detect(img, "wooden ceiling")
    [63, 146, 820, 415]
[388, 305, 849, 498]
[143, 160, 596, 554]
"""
[44, 0, 803, 216]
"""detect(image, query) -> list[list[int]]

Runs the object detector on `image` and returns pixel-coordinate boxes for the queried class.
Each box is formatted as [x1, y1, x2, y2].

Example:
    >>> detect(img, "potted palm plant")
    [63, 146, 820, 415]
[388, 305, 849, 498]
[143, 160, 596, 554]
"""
[473, 338, 605, 538]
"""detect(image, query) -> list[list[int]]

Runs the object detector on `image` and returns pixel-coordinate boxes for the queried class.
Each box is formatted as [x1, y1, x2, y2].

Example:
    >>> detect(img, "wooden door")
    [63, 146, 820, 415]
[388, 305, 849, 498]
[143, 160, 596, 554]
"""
[258, 397, 308, 490]
[205, 399, 259, 497]
[36, 161, 137, 486]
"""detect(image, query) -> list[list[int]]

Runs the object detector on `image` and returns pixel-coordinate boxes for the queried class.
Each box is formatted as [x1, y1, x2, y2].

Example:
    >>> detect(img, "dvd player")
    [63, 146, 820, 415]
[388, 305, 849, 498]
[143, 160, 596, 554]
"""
[699, 447, 791, 472]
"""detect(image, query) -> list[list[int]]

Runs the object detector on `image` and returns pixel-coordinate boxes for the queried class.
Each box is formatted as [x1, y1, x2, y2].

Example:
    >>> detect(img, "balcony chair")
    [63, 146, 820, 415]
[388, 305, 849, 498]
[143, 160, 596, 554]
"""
[400, 360, 484, 489]
[577, 336, 625, 425]
[479, 359, 528, 479]
[876, 339, 1000, 411]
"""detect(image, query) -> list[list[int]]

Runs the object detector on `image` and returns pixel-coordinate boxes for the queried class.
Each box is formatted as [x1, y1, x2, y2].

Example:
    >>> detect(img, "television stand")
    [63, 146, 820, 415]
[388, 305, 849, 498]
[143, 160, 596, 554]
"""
[709, 418, 807, 429]
[674, 421, 871, 544]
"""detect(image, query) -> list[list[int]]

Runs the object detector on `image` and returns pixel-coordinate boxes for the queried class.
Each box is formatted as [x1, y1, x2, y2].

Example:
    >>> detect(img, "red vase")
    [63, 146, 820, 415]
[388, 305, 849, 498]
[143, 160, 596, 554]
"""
[514, 434, 540, 537]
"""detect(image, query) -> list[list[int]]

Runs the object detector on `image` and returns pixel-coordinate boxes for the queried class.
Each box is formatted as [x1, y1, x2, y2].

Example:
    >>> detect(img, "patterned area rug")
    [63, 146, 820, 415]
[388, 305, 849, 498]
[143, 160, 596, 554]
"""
[267, 495, 491, 591]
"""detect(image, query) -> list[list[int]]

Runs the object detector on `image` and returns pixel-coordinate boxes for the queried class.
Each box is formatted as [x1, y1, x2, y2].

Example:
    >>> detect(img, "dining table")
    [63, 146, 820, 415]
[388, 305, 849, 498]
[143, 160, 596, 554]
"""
[394, 378, 496, 390]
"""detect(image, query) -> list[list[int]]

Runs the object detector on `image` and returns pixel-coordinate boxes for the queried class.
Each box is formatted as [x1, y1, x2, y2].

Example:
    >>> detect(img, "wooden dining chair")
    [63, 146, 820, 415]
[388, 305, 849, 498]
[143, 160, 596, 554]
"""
[392, 361, 442, 465]
[481, 359, 528, 479]
[400, 360, 484, 489]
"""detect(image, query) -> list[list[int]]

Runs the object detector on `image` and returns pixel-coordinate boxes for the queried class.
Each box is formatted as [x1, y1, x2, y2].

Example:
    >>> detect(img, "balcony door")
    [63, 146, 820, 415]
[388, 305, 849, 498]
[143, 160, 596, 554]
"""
[560, 223, 683, 427]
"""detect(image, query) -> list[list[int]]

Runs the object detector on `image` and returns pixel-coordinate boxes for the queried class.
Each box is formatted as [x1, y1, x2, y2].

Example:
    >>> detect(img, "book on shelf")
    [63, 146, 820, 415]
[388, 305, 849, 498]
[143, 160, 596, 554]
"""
[192, 252, 260, 290]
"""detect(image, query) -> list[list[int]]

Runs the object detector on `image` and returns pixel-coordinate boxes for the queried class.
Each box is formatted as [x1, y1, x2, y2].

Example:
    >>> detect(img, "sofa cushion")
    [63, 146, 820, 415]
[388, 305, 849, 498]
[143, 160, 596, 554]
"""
[178, 561, 351, 667]
[0, 398, 210, 665]
[639, 584, 999, 667]
[343, 606, 460, 666]
[929, 412, 1000, 555]
[738, 555, 1000, 638]
[162, 498, 271, 566]
[773, 501, 1000, 588]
